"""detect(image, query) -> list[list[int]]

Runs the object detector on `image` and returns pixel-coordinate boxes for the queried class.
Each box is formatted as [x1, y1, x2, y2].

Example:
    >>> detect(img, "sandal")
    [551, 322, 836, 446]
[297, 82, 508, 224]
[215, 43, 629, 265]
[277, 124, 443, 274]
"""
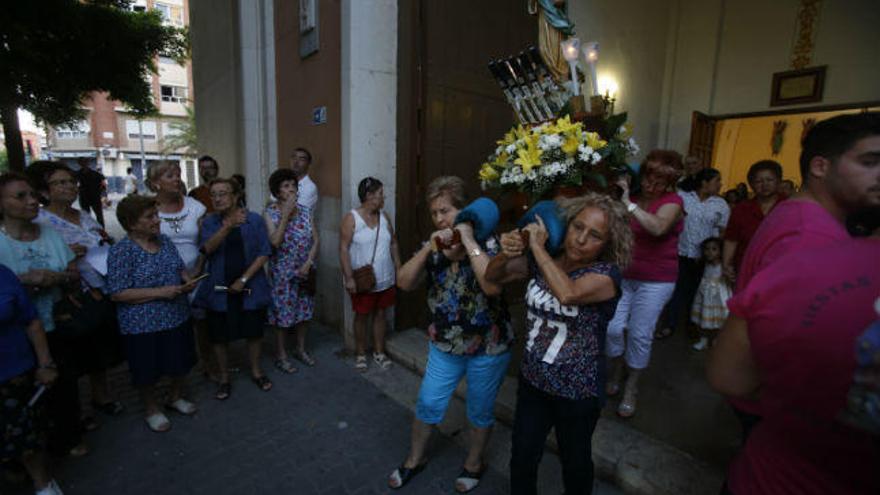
[654, 327, 674, 340]
[355, 355, 368, 372]
[145, 412, 171, 432]
[166, 398, 197, 416]
[215, 382, 231, 401]
[274, 358, 298, 374]
[373, 352, 392, 370]
[455, 465, 485, 493]
[252, 374, 273, 392]
[82, 416, 100, 432]
[92, 400, 125, 416]
[294, 349, 316, 367]
[388, 461, 428, 489]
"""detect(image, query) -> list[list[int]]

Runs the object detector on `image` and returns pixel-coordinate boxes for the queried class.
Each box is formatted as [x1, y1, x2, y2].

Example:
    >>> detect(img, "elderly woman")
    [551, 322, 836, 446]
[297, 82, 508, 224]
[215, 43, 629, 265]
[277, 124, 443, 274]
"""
[107, 195, 199, 432]
[657, 167, 730, 342]
[0, 172, 86, 458]
[31, 161, 124, 418]
[722, 160, 785, 286]
[195, 178, 273, 400]
[1, 264, 63, 495]
[387, 177, 512, 492]
[145, 161, 216, 380]
[339, 177, 401, 371]
[606, 150, 684, 417]
[486, 193, 632, 495]
[265, 168, 319, 372]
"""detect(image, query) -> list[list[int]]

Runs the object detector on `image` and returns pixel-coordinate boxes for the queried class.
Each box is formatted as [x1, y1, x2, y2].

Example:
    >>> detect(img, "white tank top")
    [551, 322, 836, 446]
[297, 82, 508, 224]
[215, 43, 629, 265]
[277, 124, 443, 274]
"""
[350, 209, 395, 292]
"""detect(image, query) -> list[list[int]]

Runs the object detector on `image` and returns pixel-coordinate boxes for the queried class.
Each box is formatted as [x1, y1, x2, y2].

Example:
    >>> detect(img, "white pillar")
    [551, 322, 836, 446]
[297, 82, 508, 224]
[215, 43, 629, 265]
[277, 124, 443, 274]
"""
[341, 0, 398, 348]
[239, 0, 278, 209]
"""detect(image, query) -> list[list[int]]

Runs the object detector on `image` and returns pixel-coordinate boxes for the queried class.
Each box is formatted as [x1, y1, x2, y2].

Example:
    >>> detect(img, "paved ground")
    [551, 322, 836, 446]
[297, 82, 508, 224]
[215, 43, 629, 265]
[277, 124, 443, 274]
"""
[6, 325, 620, 495]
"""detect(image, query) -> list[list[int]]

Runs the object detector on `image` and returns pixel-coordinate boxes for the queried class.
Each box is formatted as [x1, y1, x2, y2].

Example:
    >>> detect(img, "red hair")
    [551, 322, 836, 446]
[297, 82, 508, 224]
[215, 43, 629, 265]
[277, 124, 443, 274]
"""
[641, 149, 683, 186]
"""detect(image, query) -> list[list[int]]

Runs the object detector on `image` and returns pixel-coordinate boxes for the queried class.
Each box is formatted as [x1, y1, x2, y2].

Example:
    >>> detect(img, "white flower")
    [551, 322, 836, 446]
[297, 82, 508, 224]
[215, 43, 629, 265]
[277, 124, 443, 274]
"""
[505, 143, 517, 155]
[538, 133, 562, 151]
[591, 151, 602, 164]
[627, 137, 640, 156]
[495, 145, 505, 155]
[578, 144, 594, 162]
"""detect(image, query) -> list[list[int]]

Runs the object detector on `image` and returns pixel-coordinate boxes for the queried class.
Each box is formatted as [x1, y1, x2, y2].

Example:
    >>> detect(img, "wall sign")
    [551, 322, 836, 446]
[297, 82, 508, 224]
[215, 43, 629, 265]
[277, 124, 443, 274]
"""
[770, 66, 826, 107]
[312, 106, 327, 125]
[299, 0, 319, 58]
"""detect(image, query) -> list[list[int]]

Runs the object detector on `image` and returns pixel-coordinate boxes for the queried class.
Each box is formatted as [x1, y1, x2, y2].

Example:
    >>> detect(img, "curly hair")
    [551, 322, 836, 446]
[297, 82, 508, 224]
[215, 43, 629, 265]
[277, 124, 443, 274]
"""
[641, 149, 684, 189]
[268, 168, 299, 198]
[558, 193, 633, 269]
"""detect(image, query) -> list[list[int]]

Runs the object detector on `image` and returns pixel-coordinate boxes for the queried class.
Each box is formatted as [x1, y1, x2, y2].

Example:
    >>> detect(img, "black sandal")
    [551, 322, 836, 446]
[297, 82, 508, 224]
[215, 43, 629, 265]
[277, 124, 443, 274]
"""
[215, 382, 231, 401]
[388, 461, 427, 489]
[252, 375, 273, 392]
[455, 466, 485, 493]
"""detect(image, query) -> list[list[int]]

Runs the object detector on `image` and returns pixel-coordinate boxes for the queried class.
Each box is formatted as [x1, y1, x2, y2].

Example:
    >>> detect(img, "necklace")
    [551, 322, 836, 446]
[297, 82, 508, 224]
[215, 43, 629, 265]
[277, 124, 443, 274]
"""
[161, 211, 189, 234]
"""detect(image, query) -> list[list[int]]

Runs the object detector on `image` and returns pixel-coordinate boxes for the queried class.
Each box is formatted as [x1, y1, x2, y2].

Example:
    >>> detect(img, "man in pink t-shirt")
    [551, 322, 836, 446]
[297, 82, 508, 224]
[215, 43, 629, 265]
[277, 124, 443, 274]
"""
[708, 237, 880, 495]
[737, 112, 880, 292]
[727, 112, 880, 431]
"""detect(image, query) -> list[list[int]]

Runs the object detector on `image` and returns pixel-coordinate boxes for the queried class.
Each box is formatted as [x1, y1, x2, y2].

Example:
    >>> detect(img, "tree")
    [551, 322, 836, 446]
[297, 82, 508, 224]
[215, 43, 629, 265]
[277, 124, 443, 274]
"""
[161, 104, 197, 156]
[0, 0, 188, 171]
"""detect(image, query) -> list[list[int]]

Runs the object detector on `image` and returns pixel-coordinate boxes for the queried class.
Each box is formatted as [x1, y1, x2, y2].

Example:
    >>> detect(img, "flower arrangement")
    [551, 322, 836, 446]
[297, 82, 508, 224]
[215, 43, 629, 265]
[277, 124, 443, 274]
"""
[478, 114, 639, 200]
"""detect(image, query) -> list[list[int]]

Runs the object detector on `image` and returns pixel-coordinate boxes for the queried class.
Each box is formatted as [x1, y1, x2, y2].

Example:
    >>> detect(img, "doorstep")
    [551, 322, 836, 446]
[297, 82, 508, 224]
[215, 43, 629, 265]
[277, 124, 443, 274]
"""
[385, 328, 726, 495]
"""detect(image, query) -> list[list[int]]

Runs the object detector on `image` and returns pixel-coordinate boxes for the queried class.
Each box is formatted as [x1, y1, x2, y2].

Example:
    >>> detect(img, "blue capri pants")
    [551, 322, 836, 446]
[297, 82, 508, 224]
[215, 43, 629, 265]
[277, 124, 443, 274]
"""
[415, 343, 512, 428]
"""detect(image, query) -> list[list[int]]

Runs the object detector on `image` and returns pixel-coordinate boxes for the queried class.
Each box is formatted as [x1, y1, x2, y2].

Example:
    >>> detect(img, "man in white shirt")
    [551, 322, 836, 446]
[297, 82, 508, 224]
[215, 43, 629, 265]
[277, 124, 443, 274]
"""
[291, 147, 318, 212]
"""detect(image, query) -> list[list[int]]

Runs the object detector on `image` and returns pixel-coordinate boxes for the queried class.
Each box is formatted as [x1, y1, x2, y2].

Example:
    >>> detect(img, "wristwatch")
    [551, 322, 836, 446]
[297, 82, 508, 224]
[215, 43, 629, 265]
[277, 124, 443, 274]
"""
[626, 202, 638, 213]
[468, 247, 482, 258]
[239, 276, 248, 285]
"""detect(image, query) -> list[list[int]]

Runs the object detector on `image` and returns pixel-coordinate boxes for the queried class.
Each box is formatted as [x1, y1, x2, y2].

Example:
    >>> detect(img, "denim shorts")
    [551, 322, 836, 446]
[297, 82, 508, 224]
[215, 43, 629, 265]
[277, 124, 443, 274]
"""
[415, 343, 512, 428]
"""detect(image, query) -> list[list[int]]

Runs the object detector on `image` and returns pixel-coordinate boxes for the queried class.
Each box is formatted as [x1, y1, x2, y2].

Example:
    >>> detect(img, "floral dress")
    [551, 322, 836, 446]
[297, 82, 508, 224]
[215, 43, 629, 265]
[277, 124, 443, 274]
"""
[425, 236, 513, 356]
[266, 203, 314, 327]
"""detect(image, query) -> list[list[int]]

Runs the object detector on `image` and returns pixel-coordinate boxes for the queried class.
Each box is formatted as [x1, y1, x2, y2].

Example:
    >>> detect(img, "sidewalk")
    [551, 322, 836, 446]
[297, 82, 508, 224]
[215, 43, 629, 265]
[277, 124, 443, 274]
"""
[385, 328, 727, 495]
[5, 325, 616, 495]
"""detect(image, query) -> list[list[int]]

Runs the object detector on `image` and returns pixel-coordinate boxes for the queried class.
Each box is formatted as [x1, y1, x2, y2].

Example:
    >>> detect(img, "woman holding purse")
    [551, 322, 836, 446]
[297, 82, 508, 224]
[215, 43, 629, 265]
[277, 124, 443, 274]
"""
[339, 177, 400, 372]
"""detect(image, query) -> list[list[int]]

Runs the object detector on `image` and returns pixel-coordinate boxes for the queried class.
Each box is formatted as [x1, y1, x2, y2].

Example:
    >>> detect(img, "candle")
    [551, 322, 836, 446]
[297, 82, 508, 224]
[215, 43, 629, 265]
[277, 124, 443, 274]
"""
[583, 42, 600, 96]
[560, 38, 581, 96]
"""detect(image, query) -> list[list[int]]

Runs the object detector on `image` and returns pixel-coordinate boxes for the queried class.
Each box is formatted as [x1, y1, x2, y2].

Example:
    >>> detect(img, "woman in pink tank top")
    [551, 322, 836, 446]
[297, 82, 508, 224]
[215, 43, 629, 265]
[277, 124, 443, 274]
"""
[606, 150, 685, 417]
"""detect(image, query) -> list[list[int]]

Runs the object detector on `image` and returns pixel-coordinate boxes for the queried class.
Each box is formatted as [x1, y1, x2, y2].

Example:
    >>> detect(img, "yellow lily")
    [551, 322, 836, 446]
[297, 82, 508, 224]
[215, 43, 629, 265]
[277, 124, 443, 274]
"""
[514, 136, 542, 173]
[478, 163, 500, 181]
[562, 135, 580, 156]
[585, 132, 607, 150]
[492, 151, 510, 167]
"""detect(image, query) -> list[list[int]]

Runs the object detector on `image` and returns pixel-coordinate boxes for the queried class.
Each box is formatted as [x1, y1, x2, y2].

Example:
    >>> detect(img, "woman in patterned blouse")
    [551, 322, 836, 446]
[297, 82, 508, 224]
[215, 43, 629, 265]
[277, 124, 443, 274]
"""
[388, 177, 512, 493]
[486, 193, 632, 495]
[107, 195, 201, 433]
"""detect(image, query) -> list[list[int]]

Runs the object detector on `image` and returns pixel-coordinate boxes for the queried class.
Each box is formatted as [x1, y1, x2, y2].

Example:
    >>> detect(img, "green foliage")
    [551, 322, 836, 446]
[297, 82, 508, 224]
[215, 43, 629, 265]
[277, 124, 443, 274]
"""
[0, 148, 8, 173]
[0, 0, 189, 126]
[161, 105, 197, 155]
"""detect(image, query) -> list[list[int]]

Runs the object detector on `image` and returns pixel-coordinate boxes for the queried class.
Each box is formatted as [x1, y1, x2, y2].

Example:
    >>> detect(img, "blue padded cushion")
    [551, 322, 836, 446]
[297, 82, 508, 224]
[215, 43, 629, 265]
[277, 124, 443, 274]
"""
[454, 197, 500, 242]
[517, 200, 566, 255]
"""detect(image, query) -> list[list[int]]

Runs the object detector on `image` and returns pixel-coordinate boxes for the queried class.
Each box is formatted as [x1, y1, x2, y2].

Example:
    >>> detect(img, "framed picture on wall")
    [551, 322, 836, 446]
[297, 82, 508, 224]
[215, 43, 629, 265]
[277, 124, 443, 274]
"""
[770, 66, 826, 107]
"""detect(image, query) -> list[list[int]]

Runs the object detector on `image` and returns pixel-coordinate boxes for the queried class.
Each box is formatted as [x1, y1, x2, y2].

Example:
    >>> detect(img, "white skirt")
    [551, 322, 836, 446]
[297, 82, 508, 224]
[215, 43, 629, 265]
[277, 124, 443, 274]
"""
[691, 278, 732, 330]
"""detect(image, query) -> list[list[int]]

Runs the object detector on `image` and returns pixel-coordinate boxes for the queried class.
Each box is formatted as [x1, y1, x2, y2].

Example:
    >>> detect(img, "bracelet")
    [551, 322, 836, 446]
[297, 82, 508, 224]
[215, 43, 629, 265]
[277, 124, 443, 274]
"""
[626, 202, 638, 213]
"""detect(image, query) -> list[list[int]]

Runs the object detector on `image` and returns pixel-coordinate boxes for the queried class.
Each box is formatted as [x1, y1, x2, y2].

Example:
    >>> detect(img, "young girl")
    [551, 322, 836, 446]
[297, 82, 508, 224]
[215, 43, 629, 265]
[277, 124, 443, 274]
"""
[691, 237, 731, 350]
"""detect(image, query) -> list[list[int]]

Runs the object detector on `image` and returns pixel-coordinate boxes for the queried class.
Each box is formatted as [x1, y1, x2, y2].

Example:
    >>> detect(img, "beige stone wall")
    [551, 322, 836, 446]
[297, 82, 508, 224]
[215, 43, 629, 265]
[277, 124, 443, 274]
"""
[570, 0, 880, 155]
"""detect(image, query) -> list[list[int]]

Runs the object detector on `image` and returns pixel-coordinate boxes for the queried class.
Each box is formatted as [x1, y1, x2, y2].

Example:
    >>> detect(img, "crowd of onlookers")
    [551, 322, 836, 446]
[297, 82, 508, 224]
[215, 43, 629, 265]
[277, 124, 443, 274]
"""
[2, 112, 878, 495]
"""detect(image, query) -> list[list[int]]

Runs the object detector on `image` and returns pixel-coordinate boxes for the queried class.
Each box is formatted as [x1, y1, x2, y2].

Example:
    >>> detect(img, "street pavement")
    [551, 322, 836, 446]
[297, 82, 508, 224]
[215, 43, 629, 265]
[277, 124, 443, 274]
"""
[7, 325, 620, 495]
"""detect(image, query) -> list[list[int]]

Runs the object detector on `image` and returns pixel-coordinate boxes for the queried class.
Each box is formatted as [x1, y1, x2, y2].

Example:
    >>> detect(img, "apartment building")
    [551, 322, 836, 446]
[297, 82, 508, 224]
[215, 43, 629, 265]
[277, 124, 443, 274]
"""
[45, 0, 197, 194]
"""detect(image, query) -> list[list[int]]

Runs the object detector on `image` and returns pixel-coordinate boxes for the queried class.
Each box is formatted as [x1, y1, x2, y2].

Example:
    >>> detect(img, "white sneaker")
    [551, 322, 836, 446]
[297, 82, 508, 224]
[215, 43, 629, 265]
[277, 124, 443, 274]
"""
[35, 479, 63, 495]
[692, 337, 709, 351]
